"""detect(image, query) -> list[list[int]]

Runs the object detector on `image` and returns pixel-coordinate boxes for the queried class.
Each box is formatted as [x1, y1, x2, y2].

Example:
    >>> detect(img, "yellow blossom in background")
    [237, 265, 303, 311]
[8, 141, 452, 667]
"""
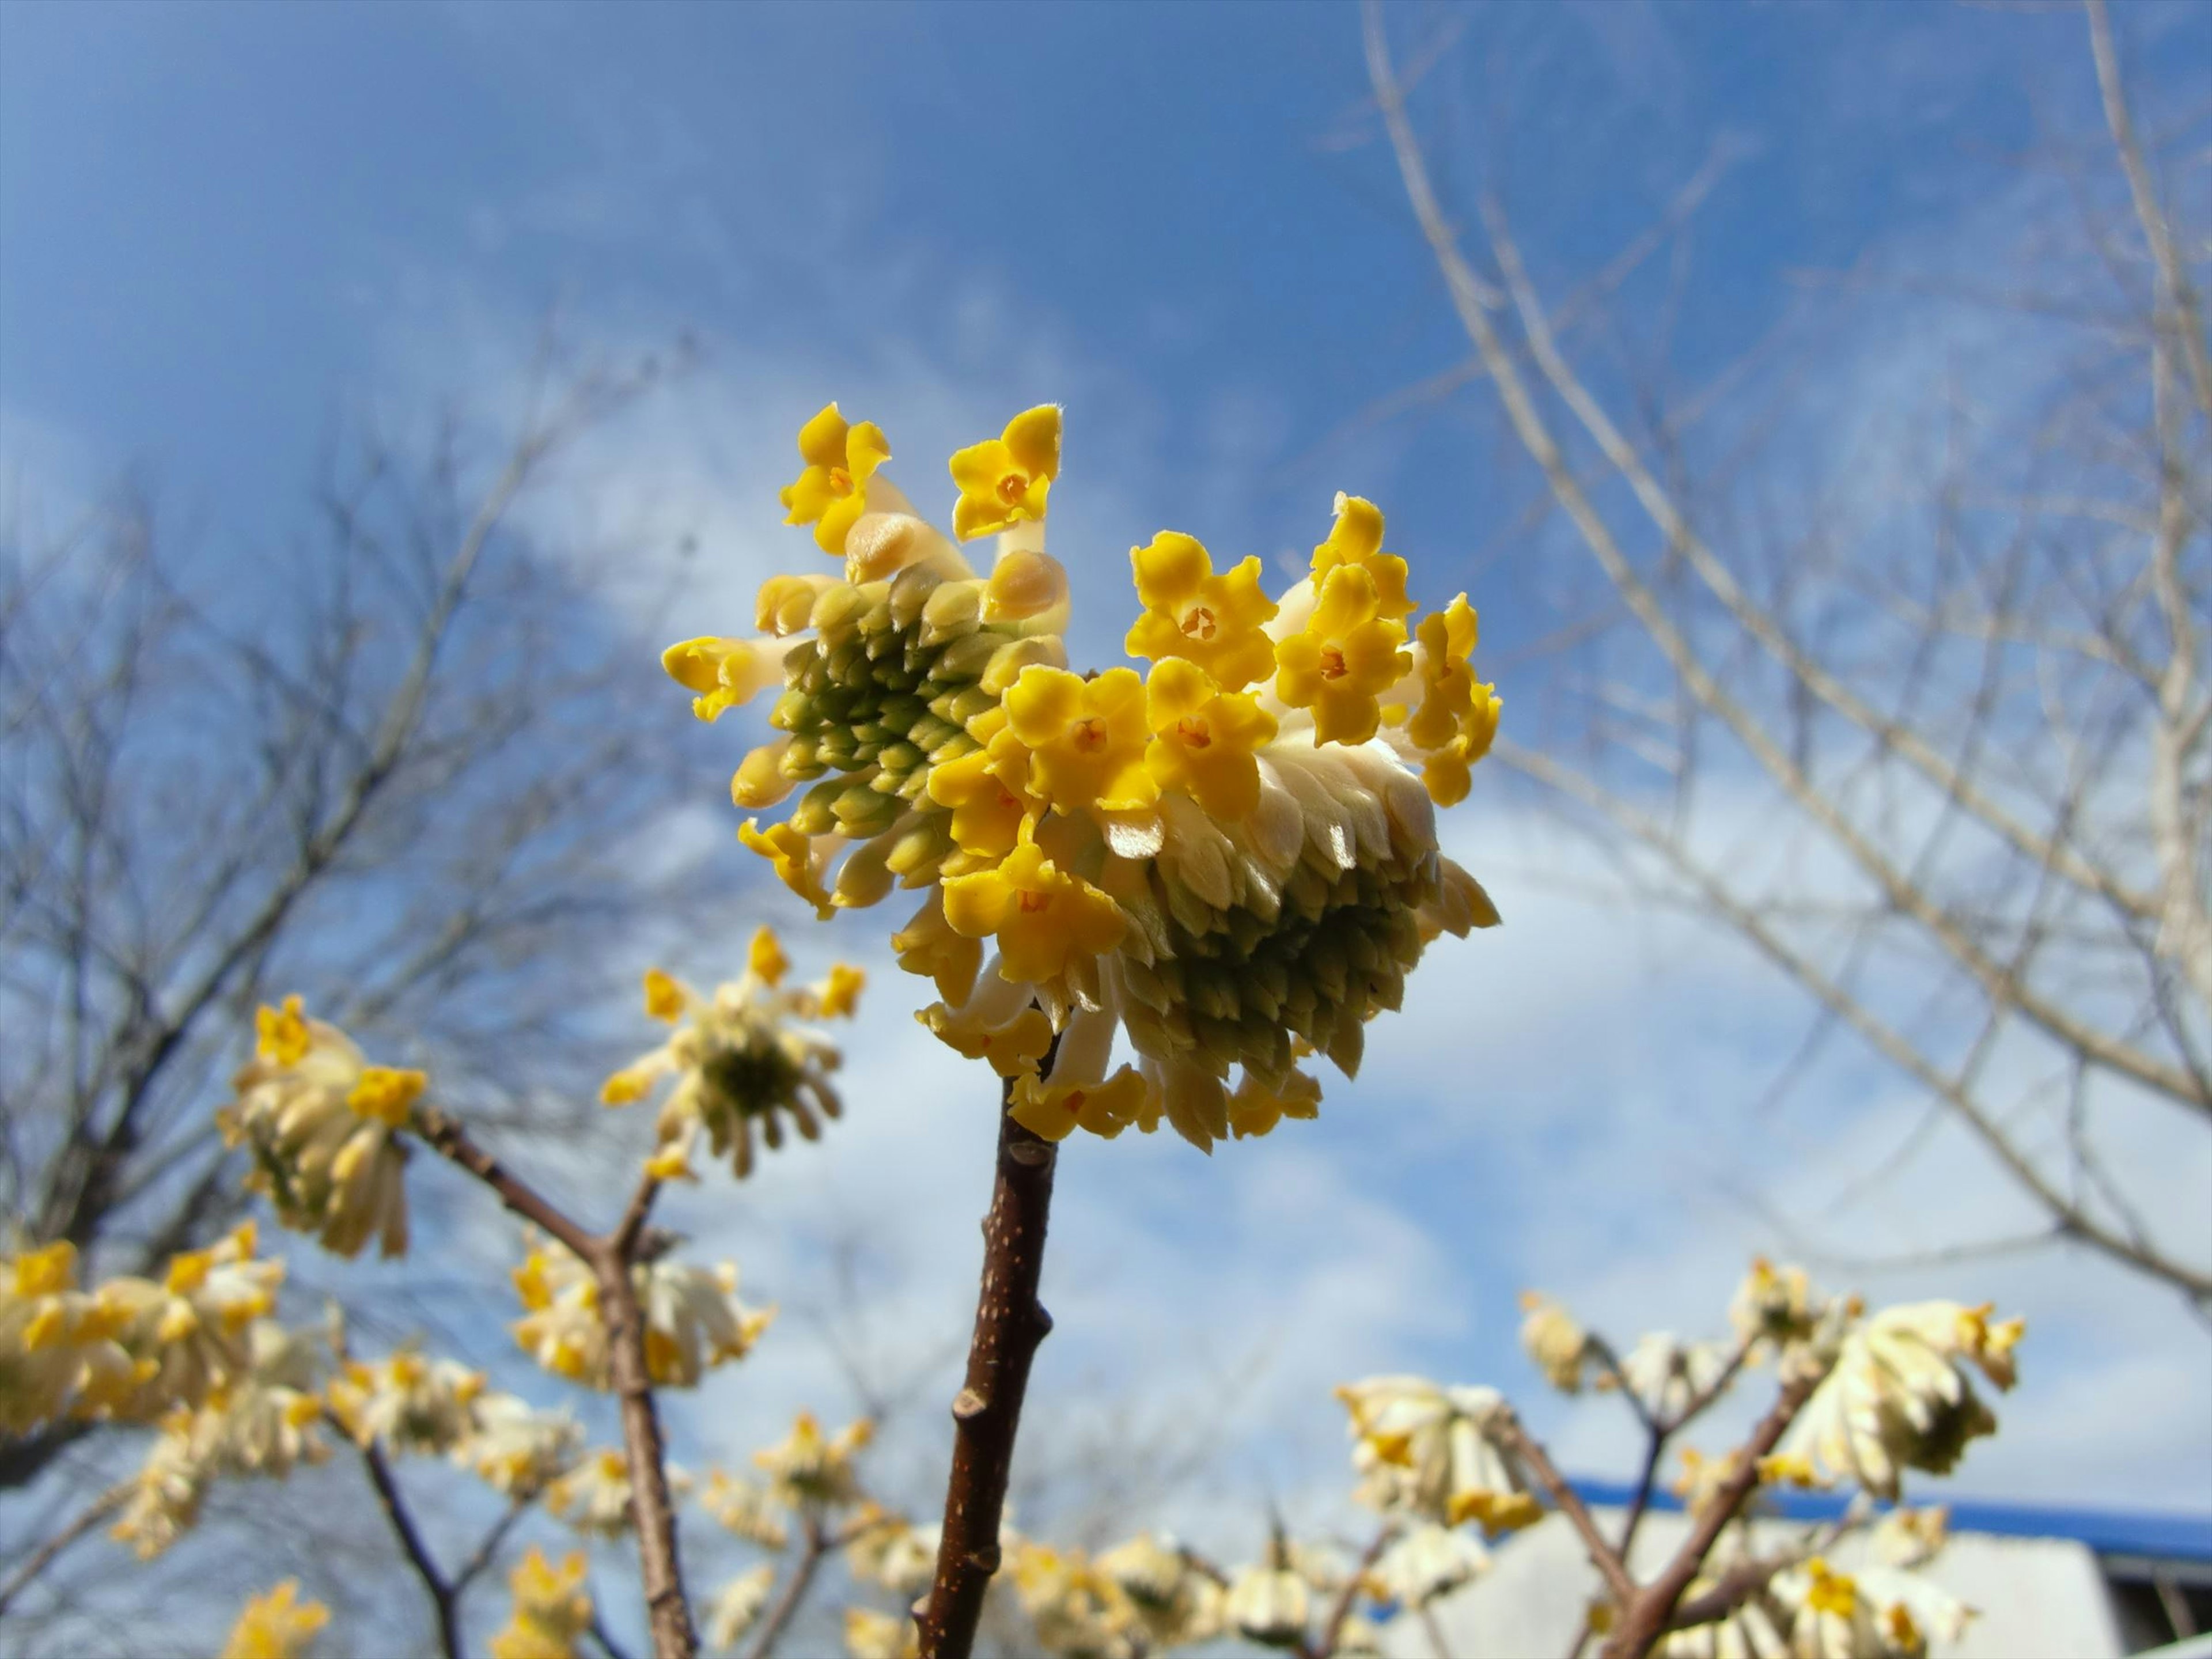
[219, 1580, 328, 1659]
[844, 1607, 921, 1659]
[1125, 531, 1279, 691]
[948, 404, 1060, 541]
[754, 1410, 872, 1512]
[490, 1547, 594, 1659]
[1518, 1293, 1592, 1394]
[1143, 658, 1277, 821]
[1274, 566, 1410, 747]
[546, 1446, 643, 1537]
[781, 403, 891, 556]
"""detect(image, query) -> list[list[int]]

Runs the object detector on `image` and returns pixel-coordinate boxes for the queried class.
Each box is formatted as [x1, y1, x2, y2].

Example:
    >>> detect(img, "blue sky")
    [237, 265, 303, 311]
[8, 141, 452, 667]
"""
[5, 0, 2209, 1623]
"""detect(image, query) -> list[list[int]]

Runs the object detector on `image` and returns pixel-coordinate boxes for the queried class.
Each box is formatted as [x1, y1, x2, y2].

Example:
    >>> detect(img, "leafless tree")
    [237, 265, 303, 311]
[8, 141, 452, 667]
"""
[1360, 0, 2210, 1307]
[0, 332, 723, 1497]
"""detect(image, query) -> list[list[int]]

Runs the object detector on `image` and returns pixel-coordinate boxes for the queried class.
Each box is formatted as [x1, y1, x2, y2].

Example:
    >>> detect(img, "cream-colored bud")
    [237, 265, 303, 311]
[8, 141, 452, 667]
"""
[983, 547, 1069, 625]
[732, 741, 797, 808]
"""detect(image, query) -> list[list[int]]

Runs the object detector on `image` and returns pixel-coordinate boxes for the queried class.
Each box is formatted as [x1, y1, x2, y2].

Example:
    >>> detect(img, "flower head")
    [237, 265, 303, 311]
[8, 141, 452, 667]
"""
[1144, 658, 1277, 822]
[1274, 566, 1411, 747]
[782, 404, 892, 557]
[1518, 1293, 1592, 1394]
[949, 406, 1060, 542]
[1335, 1376, 1540, 1534]
[220, 1581, 329, 1659]
[1126, 532, 1279, 691]
[490, 1548, 594, 1659]
[754, 1410, 872, 1512]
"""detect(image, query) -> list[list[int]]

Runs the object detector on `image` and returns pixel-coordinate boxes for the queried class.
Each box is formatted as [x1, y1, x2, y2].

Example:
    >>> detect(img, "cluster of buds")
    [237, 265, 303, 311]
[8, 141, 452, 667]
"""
[2, 1224, 281, 1437]
[1335, 1376, 1541, 1535]
[509, 1231, 772, 1391]
[600, 929, 862, 1181]
[219, 997, 419, 1260]
[490, 1547, 596, 1659]
[1660, 1525, 1975, 1659]
[665, 402, 1501, 1152]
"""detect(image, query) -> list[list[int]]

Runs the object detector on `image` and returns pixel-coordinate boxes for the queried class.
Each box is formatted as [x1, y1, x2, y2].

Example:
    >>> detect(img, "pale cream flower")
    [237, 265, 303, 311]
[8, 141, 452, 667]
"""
[490, 1547, 594, 1659]
[1782, 1302, 2021, 1499]
[94, 1223, 285, 1417]
[1094, 1532, 1222, 1647]
[843, 1607, 920, 1659]
[327, 1344, 486, 1456]
[1654, 1582, 1789, 1659]
[219, 1579, 329, 1659]
[221, 998, 416, 1260]
[1870, 1506, 1949, 1571]
[753, 1411, 872, 1512]
[546, 1446, 647, 1538]
[111, 1416, 209, 1559]
[1608, 1331, 1730, 1422]
[455, 1392, 582, 1499]
[1771, 1556, 1973, 1659]
[601, 945, 859, 1180]
[1730, 1259, 1823, 1358]
[1518, 1292, 1592, 1393]
[1335, 1376, 1541, 1534]
[1012, 1541, 1143, 1659]
[509, 1233, 772, 1392]
[698, 1469, 791, 1551]
[844, 1506, 933, 1596]
[1368, 1522, 1488, 1609]
[703, 1564, 777, 1652]
[1224, 1562, 1309, 1649]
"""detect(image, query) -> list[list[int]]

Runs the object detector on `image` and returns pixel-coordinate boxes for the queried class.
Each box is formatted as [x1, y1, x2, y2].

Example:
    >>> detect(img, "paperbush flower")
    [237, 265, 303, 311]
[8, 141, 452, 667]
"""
[219, 1580, 329, 1659]
[601, 937, 861, 1181]
[460, 1392, 583, 1499]
[547, 1446, 650, 1537]
[1367, 1522, 1489, 1609]
[326, 1344, 486, 1456]
[1335, 1376, 1541, 1535]
[843, 1608, 920, 1659]
[704, 1565, 777, 1652]
[753, 1410, 872, 1512]
[1782, 1301, 2022, 1499]
[668, 403, 1502, 1152]
[1603, 1331, 1730, 1422]
[698, 1469, 791, 1550]
[490, 1547, 595, 1659]
[1224, 1560, 1309, 1649]
[1518, 1292, 1593, 1393]
[510, 1233, 772, 1391]
[221, 998, 416, 1260]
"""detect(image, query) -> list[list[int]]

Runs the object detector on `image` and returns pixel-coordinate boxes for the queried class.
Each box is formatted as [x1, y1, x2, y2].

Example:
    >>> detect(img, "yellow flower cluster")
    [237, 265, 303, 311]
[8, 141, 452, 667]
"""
[667, 403, 1503, 1151]
[2, 1224, 281, 1438]
[509, 1231, 772, 1391]
[599, 929, 862, 1181]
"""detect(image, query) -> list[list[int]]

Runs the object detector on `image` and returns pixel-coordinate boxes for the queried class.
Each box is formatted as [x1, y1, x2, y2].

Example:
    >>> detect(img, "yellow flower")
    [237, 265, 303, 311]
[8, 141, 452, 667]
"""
[1143, 658, 1277, 821]
[1406, 595, 1480, 749]
[940, 838, 1126, 985]
[747, 927, 790, 988]
[344, 1067, 425, 1128]
[1273, 565, 1410, 746]
[255, 997, 311, 1067]
[1007, 1065, 1150, 1142]
[780, 403, 890, 557]
[949, 405, 1060, 541]
[1312, 492, 1414, 620]
[1226, 1069, 1320, 1139]
[737, 820, 835, 919]
[1124, 531, 1280, 691]
[1420, 703, 1499, 809]
[816, 963, 866, 1018]
[661, 637, 783, 722]
[1003, 665, 1157, 816]
[643, 968, 688, 1021]
[920, 1001, 1057, 1079]
[891, 896, 983, 1005]
[219, 1580, 329, 1659]
[927, 713, 1043, 865]
[490, 1547, 594, 1659]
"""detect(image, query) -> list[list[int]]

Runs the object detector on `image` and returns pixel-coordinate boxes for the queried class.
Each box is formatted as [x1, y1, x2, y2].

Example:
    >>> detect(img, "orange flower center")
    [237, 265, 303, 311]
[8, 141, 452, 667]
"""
[1180, 604, 1217, 641]
[1320, 645, 1349, 680]
[997, 471, 1029, 506]
[1072, 717, 1107, 751]
[1175, 717, 1213, 749]
[1018, 890, 1051, 914]
[827, 467, 854, 496]
[1063, 1090, 1086, 1114]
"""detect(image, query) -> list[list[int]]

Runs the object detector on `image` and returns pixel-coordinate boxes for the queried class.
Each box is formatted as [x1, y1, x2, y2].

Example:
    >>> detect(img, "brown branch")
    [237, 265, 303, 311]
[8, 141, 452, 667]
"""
[1598, 1368, 1826, 1659]
[915, 1063, 1062, 1659]
[350, 1427, 462, 1659]
[453, 1495, 536, 1597]
[410, 1104, 600, 1262]
[743, 1517, 830, 1659]
[0, 1482, 127, 1617]
[594, 1241, 697, 1659]
[1489, 1410, 1638, 1609]
[1306, 1521, 1397, 1659]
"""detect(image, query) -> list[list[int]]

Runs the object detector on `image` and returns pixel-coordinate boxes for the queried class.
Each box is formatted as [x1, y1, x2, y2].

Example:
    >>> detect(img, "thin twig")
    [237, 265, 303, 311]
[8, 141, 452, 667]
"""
[916, 1060, 1062, 1659]
[1307, 1521, 1397, 1659]
[0, 1482, 127, 1616]
[743, 1517, 830, 1659]
[1489, 1411, 1637, 1609]
[594, 1239, 697, 1659]
[351, 1429, 462, 1659]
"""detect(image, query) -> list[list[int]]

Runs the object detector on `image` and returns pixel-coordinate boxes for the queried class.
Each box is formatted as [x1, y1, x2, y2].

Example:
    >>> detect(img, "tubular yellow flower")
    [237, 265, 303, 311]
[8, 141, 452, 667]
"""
[919, 999, 1056, 1080]
[949, 405, 1060, 541]
[490, 1547, 594, 1659]
[816, 962, 867, 1018]
[926, 715, 1042, 866]
[891, 892, 983, 1005]
[1144, 657, 1277, 822]
[941, 838, 1126, 985]
[1007, 1064, 1150, 1142]
[1273, 566, 1410, 747]
[220, 1580, 329, 1659]
[781, 403, 891, 556]
[1003, 665, 1157, 817]
[738, 819, 836, 918]
[343, 1067, 423, 1128]
[1406, 596, 1481, 749]
[256, 997, 311, 1067]
[1124, 531, 1280, 691]
[662, 637, 787, 723]
[1312, 492, 1414, 620]
[1226, 1068, 1320, 1139]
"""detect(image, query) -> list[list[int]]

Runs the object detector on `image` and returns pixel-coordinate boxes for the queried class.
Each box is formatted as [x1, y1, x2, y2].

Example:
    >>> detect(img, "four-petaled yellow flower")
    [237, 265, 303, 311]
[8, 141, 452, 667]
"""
[1312, 493, 1414, 619]
[949, 406, 1060, 541]
[1124, 532, 1279, 691]
[781, 403, 890, 557]
[941, 839, 1125, 985]
[1143, 658, 1277, 821]
[747, 926, 791, 988]
[921, 1002, 1056, 1079]
[926, 710, 1043, 866]
[1407, 596, 1481, 749]
[256, 996, 311, 1067]
[891, 899, 983, 1006]
[662, 637, 783, 723]
[344, 1067, 425, 1128]
[1004, 666, 1157, 817]
[1274, 566, 1410, 746]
